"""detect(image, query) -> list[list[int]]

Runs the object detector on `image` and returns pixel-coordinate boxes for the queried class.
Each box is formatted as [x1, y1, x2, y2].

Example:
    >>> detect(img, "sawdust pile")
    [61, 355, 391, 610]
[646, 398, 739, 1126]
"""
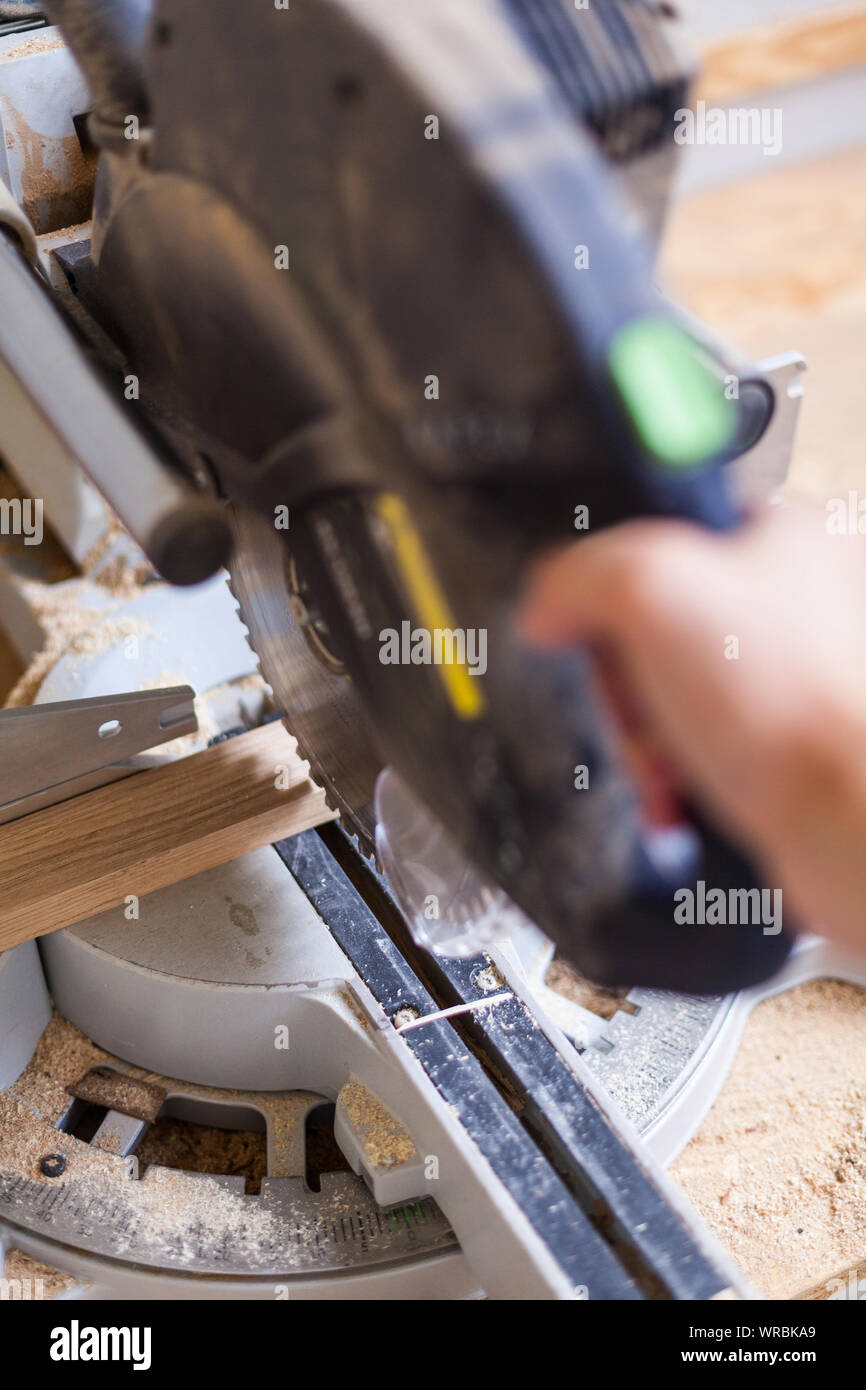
[0, 1017, 295, 1269]
[80, 518, 155, 597]
[0, 1083, 284, 1269]
[2, 565, 156, 711]
[672, 979, 866, 1299]
[37, 220, 91, 244]
[13, 1013, 108, 1125]
[2, 1247, 75, 1300]
[0, 35, 65, 62]
[3, 580, 104, 707]
[135, 1117, 268, 1195]
[0, 466, 158, 708]
[339, 1078, 417, 1169]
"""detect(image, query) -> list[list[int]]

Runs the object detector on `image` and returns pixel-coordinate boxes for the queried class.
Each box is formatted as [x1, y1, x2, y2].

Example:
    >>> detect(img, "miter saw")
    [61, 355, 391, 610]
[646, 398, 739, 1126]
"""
[0, 0, 830, 1304]
[0, 0, 809, 997]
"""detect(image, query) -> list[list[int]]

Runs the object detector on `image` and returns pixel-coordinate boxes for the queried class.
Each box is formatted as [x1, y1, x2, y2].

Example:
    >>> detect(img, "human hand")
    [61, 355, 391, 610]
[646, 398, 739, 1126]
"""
[517, 502, 866, 954]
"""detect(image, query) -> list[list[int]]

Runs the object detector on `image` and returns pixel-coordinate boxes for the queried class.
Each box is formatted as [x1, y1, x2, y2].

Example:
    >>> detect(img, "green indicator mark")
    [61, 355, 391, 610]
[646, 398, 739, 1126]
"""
[608, 316, 735, 468]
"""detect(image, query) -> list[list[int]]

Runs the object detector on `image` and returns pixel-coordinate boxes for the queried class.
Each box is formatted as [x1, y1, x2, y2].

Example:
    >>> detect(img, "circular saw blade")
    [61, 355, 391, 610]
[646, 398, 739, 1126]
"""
[227, 507, 382, 859]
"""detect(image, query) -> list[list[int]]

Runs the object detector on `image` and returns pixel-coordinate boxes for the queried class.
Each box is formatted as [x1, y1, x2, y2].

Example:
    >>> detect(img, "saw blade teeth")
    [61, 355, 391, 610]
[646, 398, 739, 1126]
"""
[226, 509, 381, 864]
[227, 549, 374, 860]
[338, 817, 383, 872]
[225, 575, 269, 676]
[225, 575, 267, 672]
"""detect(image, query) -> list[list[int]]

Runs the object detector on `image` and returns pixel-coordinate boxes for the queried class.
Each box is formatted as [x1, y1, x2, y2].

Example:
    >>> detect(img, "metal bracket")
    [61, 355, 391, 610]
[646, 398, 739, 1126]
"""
[0, 686, 197, 824]
[731, 350, 807, 504]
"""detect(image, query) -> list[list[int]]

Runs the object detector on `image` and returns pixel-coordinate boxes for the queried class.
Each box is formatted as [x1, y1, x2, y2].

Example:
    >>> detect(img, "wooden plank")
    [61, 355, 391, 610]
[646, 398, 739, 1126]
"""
[0, 722, 337, 952]
[700, 4, 866, 104]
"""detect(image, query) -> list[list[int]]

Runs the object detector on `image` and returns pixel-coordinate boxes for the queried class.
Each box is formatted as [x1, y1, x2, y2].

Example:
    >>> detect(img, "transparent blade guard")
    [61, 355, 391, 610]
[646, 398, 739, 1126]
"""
[374, 767, 532, 958]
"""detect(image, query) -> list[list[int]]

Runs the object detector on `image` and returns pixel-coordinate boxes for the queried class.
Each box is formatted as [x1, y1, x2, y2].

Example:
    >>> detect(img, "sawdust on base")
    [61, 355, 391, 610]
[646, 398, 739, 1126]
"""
[2, 582, 153, 709]
[672, 979, 866, 1299]
[0, 1083, 284, 1268]
[0, 1017, 296, 1267]
[0, 479, 157, 709]
[2, 1247, 75, 1299]
[0, 35, 65, 63]
[339, 1079, 417, 1169]
[6, 985, 866, 1293]
[13, 1013, 108, 1125]
[135, 1117, 268, 1194]
[545, 956, 636, 1021]
[1, 581, 102, 706]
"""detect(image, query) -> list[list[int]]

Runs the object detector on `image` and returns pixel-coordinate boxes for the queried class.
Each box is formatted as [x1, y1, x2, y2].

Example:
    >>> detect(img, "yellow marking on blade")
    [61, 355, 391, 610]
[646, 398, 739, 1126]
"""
[375, 493, 486, 721]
